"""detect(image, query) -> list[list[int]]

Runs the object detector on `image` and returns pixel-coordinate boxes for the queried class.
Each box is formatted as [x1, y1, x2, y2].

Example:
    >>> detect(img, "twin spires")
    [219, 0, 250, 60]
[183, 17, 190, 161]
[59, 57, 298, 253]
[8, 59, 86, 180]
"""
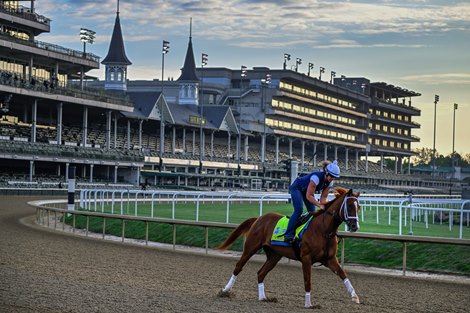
[102, 0, 131, 91]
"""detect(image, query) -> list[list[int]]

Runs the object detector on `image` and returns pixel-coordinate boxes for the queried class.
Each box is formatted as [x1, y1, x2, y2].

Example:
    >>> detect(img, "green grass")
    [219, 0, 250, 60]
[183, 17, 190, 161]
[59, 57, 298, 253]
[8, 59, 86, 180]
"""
[68, 200, 470, 276]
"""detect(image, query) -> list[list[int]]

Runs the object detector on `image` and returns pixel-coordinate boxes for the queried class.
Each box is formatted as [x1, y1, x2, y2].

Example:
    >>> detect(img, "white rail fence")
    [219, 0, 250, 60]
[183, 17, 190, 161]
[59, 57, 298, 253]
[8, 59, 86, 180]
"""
[78, 189, 470, 239]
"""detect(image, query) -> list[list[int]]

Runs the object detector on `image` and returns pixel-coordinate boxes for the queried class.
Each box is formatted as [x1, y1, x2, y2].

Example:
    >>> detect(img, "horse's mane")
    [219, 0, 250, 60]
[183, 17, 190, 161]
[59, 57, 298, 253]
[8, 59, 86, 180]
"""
[333, 187, 349, 197]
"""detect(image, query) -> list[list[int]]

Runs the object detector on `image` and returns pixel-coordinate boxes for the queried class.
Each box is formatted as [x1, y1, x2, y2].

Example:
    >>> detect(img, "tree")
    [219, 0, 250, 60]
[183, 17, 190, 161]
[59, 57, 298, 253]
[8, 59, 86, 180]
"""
[412, 147, 434, 166]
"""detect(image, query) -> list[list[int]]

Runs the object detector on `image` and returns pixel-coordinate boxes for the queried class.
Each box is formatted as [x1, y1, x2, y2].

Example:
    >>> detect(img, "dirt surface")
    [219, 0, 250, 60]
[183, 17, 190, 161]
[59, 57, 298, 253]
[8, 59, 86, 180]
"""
[1, 195, 469, 313]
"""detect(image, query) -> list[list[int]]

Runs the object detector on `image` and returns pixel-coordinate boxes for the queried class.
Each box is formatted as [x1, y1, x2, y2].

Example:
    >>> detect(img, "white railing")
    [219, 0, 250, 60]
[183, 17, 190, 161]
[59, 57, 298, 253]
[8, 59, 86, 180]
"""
[78, 189, 470, 239]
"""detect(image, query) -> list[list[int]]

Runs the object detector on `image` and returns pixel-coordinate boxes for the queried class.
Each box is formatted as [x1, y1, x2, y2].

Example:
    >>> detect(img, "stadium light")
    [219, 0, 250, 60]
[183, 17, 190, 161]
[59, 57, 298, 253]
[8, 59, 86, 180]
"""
[283, 53, 291, 70]
[199, 53, 208, 168]
[160, 40, 170, 160]
[295, 58, 302, 72]
[79, 28, 96, 56]
[330, 71, 336, 84]
[319, 67, 325, 80]
[307, 63, 314, 76]
[432, 94, 439, 176]
[452, 103, 458, 178]
[238, 65, 248, 176]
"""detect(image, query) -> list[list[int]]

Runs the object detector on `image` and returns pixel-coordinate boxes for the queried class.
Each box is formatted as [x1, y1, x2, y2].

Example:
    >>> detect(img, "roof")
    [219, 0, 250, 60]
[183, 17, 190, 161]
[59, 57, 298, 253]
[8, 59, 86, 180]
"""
[123, 91, 162, 119]
[177, 37, 198, 81]
[370, 82, 420, 97]
[101, 13, 132, 65]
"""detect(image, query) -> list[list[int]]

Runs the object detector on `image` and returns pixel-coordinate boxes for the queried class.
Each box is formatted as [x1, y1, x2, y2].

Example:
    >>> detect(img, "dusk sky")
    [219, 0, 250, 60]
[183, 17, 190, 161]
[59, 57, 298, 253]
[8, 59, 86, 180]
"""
[37, 0, 469, 156]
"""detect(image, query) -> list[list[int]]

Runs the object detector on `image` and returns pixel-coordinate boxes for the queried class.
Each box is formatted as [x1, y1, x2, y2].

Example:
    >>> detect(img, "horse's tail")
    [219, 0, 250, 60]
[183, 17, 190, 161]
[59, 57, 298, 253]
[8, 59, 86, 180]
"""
[215, 217, 258, 251]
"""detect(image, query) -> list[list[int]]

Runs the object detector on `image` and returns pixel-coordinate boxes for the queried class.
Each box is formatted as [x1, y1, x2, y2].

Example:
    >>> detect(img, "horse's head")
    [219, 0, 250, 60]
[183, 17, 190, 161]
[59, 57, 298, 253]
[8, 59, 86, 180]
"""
[333, 187, 361, 232]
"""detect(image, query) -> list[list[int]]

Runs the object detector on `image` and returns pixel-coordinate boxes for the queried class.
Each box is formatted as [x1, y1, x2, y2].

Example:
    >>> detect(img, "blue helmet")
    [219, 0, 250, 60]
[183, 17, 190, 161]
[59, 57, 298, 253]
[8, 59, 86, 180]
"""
[325, 160, 340, 178]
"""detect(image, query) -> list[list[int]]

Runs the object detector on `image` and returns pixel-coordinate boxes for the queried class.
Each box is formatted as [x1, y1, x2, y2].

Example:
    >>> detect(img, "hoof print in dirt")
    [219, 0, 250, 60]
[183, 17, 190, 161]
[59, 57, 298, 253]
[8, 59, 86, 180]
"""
[261, 297, 278, 303]
[217, 290, 232, 298]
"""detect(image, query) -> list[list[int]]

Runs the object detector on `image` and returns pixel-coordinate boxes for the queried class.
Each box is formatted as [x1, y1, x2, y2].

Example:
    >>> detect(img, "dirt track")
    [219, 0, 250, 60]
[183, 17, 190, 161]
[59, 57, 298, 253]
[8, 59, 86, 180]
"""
[1, 195, 469, 313]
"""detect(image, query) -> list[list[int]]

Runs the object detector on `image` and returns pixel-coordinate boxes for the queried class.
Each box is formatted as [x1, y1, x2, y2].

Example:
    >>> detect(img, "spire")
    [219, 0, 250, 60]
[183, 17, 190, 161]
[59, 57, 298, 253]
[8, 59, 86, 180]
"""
[177, 18, 198, 81]
[102, 2, 131, 65]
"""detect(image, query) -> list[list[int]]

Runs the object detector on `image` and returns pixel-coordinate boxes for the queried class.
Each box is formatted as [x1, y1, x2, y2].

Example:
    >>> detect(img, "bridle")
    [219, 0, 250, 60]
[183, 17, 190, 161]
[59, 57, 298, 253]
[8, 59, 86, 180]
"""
[324, 193, 360, 230]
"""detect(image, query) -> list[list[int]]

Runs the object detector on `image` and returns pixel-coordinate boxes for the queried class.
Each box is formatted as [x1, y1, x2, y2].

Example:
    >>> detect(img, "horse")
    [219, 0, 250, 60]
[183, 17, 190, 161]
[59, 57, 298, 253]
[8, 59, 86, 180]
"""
[216, 187, 361, 309]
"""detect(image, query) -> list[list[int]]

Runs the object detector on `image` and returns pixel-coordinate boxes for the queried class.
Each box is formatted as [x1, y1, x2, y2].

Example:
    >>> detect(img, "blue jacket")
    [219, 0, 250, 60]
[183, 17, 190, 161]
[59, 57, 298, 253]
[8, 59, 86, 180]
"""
[290, 171, 330, 194]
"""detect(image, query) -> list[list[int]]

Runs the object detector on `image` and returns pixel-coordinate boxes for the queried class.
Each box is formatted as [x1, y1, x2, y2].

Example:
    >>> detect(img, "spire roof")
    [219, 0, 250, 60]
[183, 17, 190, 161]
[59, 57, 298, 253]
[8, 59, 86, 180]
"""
[177, 19, 198, 81]
[102, 11, 132, 65]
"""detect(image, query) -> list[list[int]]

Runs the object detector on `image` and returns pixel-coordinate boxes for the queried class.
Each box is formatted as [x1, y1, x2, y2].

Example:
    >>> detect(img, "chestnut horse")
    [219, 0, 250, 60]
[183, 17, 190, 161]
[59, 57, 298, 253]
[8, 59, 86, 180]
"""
[216, 187, 361, 308]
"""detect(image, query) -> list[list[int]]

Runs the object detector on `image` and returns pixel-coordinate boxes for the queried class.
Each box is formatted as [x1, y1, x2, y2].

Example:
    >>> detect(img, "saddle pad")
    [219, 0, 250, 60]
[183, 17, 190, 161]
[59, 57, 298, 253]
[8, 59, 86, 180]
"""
[271, 216, 313, 246]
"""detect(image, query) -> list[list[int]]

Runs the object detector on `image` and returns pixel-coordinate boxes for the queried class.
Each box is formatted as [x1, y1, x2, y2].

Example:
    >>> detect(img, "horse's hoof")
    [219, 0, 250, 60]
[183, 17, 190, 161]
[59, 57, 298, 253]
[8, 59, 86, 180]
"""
[305, 304, 321, 309]
[352, 295, 360, 304]
[217, 290, 232, 298]
[260, 297, 278, 303]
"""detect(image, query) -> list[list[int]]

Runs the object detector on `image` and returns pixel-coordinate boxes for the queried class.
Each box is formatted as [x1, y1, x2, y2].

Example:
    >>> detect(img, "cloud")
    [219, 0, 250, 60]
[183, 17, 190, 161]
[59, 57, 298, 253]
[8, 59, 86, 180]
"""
[401, 73, 470, 85]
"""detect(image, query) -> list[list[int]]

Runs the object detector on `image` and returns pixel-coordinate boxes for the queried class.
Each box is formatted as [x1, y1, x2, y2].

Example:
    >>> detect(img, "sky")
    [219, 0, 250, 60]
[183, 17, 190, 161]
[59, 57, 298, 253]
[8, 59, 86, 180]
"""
[36, 0, 470, 156]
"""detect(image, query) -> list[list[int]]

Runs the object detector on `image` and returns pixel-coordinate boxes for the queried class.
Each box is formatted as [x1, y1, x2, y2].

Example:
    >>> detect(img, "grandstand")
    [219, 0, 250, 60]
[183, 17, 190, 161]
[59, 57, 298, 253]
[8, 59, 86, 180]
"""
[0, 1, 464, 195]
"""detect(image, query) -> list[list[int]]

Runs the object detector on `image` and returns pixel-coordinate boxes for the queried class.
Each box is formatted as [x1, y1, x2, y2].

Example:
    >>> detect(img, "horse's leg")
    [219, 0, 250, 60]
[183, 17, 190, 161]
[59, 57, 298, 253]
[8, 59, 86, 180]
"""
[325, 257, 360, 304]
[256, 247, 282, 301]
[301, 257, 316, 308]
[222, 239, 263, 293]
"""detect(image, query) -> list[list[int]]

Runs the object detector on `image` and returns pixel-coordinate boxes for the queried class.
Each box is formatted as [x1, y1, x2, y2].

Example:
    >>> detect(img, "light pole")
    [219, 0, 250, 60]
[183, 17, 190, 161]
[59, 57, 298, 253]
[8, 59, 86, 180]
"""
[432, 94, 439, 176]
[238, 65, 247, 177]
[79, 28, 96, 56]
[283, 53, 291, 70]
[260, 73, 271, 173]
[159, 40, 170, 161]
[79, 28, 95, 90]
[340, 75, 346, 87]
[319, 67, 325, 80]
[307, 63, 314, 76]
[330, 71, 336, 84]
[452, 103, 458, 178]
[295, 58, 302, 72]
[199, 53, 208, 173]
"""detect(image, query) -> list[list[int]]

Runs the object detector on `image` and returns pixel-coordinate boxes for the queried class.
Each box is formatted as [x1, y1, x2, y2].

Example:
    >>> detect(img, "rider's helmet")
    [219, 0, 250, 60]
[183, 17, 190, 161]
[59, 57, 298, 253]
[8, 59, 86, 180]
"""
[325, 160, 340, 178]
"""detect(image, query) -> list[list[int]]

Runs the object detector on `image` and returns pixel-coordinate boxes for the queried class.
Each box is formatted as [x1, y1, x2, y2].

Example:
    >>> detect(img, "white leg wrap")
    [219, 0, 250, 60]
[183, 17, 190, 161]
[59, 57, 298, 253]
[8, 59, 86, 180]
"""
[344, 278, 360, 303]
[305, 291, 312, 308]
[258, 282, 266, 301]
[223, 274, 237, 292]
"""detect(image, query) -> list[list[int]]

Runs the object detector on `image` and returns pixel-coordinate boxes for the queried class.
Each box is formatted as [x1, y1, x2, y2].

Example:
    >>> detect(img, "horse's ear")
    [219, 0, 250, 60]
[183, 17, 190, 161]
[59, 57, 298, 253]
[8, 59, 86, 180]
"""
[347, 188, 353, 196]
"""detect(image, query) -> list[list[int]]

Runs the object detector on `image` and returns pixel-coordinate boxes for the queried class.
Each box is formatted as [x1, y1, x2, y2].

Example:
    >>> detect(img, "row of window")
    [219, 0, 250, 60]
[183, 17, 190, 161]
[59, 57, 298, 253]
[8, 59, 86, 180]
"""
[0, 60, 66, 86]
[369, 108, 410, 122]
[272, 99, 357, 126]
[106, 66, 126, 82]
[266, 118, 357, 142]
[369, 122, 410, 136]
[280, 81, 356, 109]
[368, 137, 409, 150]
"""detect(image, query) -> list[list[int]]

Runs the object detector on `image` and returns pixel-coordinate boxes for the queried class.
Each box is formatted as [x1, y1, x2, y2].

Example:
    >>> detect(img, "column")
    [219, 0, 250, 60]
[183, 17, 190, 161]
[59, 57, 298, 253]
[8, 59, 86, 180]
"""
[355, 150, 359, 171]
[345, 148, 349, 170]
[301, 141, 305, 167]
[172, 127, 176, 153]
[114, 165, 118, 184]
[227, 133, 231, 160]
[244, 136, 249, 161]
[31, 99, 37, 143]
[395, 155, 398, 174]
[82, 106, 88, 146]
[29, 160, 34, 182]
[275, 137, 279, 164]
[113, 114, 118, 148]
[192, 130, 196, 156]
[313, 142, 317, 166]
[127, 120, 131, 149]
[323, 144, 328, 160]
[106, 111, 111, 149]
[288, 138, 292, 158]
[408, 156, 411, 175]
[65, 163, 69, 182]
[261, 134, 266, 163]
[89, 164, 94, 183]
[365, 152, 369, 173]
[57, 103, 63, 145]
[381, 154, 384, 173]
[139, 120, 143, 148]
[334, 146, 338, 160]
[182, 128, 186, 153]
